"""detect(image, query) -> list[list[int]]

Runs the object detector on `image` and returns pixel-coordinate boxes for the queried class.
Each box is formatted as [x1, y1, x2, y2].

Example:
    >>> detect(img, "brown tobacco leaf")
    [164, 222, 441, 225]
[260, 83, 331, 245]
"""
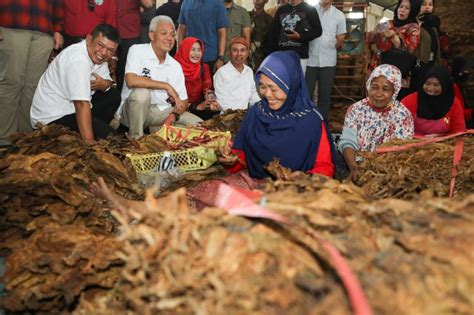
[356, 136, 474, 199]
[74, 188, 351, 315]
[1, 223, 123, 312]
[198, 109, 246, 134]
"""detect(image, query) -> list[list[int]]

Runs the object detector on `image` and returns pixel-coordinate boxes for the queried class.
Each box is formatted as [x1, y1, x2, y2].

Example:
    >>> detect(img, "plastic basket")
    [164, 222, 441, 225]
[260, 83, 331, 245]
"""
[155, 125, 231, 150]
[126, 146, 217, 174]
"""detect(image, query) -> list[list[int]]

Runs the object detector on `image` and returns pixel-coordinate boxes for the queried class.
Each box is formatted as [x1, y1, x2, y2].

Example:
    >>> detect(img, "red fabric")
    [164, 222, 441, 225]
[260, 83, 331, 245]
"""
[64, 0, 117, 38]
[402, 92, 466, 135]
[175, 37, 204, 80]
[226, 135, 335, 178]
[308, 123, 334, 177]
[0, 0, 64, 35]
[115, 0, 140, 39]
[175, 38, 213, 104]
[369, 21, 420, 73]
[454, 83, 473, 122]
[225, 149, 247, 174]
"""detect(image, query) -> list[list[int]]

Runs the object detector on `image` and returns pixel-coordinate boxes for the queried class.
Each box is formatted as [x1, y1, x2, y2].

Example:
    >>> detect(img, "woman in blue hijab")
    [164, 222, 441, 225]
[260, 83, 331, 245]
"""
[220, 50, 335, 179]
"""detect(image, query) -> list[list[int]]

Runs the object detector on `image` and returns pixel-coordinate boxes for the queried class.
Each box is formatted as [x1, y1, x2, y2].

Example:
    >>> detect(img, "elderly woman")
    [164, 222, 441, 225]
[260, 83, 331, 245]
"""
[339, 64, 414, 180]
[401, 65, 466, 135]
[219, 50, 335, 179]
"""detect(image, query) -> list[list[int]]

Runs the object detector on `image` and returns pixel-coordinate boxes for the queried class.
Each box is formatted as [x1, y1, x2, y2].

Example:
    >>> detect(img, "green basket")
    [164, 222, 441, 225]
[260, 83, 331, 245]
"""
[126, 146, 217, 174]
[155, 125, 231, 150]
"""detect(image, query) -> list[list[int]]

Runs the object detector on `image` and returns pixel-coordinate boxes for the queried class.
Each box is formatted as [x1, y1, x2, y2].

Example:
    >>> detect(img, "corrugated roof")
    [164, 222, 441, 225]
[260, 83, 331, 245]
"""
[369, 0, 398, 11]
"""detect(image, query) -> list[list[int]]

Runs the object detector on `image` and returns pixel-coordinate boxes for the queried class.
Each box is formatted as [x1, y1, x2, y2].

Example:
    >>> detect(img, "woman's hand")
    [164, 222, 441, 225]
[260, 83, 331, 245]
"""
[209, 100, 222, 112]
[217, 144, 239, 165]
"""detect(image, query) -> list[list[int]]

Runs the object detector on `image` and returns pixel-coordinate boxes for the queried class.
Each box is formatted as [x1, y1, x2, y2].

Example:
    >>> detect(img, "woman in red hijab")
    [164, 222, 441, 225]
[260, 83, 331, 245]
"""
[174, 37, 221, 120]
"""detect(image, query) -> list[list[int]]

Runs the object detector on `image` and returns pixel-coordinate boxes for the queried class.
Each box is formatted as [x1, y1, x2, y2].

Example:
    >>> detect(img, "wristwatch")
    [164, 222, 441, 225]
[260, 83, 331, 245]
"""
[217, 55, 224, 61]
[171, 112, 180, 121]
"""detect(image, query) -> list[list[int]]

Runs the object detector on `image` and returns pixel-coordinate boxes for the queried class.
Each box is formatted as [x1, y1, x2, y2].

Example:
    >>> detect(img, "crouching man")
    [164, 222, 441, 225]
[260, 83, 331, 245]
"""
[30, 24, 121, 144]
[117, 15, 202, 138]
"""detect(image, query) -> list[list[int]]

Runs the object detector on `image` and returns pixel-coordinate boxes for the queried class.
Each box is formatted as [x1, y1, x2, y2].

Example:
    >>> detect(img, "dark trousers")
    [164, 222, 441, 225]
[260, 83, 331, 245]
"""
[117, 37, 141, 91]
[305, 66, 337, 121]
[63, 34, 84, 48]
[50, 88, 121, 139]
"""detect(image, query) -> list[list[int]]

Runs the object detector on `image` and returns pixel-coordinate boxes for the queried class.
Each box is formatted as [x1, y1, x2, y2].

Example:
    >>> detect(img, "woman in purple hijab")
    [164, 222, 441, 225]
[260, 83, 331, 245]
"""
[219, 51, 335, 179]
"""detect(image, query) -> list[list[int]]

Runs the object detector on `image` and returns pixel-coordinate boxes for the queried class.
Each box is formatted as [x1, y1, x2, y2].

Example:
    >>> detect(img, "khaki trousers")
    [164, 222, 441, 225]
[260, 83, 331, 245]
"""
[120, 88, 203, 138]
[0, 27, 53, 145]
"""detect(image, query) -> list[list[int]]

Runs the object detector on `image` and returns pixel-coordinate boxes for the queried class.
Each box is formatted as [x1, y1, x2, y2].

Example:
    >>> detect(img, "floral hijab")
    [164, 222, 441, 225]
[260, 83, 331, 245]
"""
[366, 64, 402, 101]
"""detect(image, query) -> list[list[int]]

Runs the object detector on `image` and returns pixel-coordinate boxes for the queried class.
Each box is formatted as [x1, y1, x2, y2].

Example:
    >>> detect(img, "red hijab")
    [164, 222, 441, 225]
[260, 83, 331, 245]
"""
[174, 37, 203, 81]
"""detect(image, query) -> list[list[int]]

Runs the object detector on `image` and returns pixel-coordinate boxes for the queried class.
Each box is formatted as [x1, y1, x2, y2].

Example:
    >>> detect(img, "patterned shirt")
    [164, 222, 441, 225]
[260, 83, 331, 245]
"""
[339, 98, 414, 152]
[0, 0, 64, 35]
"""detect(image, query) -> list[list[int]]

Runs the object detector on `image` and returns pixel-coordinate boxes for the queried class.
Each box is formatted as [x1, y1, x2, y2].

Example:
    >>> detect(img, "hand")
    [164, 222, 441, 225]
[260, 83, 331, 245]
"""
[53, 32, 63, 49]
[84, 137, 96, 145]
[209, 100, 221, 112]
[217, 143, 239, 165]
[285, 30, 301, 41]
[344, 167, 359, 183]
[108, 58, 117, 76]
[383, 29, 395, 39]
[90, 73, 110, 91]
[163, 113, 176, 126]
[214, 59, 224, 72]
[166, 85, 185, 111]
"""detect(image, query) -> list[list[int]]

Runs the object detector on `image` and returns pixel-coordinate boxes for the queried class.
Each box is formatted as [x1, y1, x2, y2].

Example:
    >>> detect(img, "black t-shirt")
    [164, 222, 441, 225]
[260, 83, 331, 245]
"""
[264, 2, 322, 59]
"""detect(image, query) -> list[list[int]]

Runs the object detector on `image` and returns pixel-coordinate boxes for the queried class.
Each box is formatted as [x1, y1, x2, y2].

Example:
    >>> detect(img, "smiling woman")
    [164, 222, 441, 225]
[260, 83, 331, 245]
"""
[219, 50, 335, 179]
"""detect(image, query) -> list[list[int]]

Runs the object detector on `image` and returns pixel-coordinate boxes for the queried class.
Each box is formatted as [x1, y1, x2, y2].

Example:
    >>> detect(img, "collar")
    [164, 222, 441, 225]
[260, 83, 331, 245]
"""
[367, 98, 394, 113]
[146, 43, 171, 65]
[81, 40, 95, 67]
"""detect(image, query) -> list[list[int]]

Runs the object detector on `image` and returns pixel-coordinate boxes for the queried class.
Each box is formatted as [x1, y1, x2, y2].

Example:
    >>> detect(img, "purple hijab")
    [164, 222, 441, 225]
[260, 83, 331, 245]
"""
[233, 51, 334, 179]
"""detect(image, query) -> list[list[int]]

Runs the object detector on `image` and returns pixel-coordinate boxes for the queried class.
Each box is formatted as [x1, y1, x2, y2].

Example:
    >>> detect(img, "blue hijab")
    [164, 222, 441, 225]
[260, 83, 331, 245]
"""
[233, 51, 334, 179]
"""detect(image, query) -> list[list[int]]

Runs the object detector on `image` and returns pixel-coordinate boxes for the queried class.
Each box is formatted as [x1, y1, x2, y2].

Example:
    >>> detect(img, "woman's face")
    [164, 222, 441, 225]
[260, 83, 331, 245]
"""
[423, 77, 443, 96]
[397, 0, 411, 21]
[189, 42, 202, 64]
[368, 76, 395, 108]
[258, 74, 287, 111]
[420, 0, 434, 14]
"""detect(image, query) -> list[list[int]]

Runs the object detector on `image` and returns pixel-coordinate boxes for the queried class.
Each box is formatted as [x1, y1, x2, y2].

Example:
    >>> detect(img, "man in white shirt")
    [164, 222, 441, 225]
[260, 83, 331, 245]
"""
[118, 15, 201, 138]
[30, 24, 121, 144]
[214, 37, 260, 111]
[306, 0, 346, 120]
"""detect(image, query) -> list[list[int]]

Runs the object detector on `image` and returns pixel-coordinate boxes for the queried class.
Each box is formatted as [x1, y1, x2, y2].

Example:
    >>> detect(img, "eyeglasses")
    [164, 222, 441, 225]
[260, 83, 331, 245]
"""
[88, 0, 95, 12]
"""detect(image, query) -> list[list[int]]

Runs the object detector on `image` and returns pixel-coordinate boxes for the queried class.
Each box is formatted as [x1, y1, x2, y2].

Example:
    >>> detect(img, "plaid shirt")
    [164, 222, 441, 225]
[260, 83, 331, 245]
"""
[0, 0, 64, 35]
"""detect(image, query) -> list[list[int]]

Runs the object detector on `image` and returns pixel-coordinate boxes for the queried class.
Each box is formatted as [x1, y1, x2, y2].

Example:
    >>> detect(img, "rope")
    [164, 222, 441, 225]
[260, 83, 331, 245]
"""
[215, 183, 372, 315]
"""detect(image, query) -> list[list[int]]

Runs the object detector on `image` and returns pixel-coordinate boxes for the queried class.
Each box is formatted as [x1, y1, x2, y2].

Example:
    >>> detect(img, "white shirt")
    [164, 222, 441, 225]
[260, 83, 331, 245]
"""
[307, 4, 346, 67]
[118, 43, 187, 118]
[213, 62, 260, 111]
[31, 41, 111, 127]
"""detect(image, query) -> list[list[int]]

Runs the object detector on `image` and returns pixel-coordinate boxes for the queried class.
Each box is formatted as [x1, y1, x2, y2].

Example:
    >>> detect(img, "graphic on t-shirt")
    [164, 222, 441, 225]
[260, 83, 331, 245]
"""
[280, 11, 302, 47]
[141, 67, 151, 78]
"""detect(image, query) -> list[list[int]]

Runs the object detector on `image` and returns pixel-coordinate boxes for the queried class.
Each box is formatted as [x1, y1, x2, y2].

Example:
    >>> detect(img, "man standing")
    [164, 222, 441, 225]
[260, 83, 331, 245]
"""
[178, 0, 229, 72]
[249, 0, 273, 70]
[214, 37, 260, 111]
[118, 16, 201, 139]
[62, 0, 117, 47]
[115, 0, 154, 91]
[306, 0, 346, 120]
[30, 24, 121, 144]
[223, 0, 252, 63]
[0, 0, 64, 146]
[264, 0, 322, 72]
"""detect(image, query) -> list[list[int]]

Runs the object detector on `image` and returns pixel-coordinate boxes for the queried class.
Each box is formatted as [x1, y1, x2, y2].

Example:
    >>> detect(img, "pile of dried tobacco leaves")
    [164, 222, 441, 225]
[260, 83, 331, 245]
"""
[356, 136, 474, 199]
[1, 123, 473, 314]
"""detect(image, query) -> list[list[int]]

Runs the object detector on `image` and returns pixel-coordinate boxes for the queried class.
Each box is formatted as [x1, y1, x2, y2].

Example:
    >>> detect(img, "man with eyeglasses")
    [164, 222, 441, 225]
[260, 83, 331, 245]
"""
[0, 0, 64, 147]
[30, 24, 122, 144]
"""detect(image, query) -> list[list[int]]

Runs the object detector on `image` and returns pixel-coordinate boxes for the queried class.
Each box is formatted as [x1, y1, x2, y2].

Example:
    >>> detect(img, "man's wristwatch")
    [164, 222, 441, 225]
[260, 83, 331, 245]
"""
[217, 55, 224, 61]
[171, 112, 180, 121]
